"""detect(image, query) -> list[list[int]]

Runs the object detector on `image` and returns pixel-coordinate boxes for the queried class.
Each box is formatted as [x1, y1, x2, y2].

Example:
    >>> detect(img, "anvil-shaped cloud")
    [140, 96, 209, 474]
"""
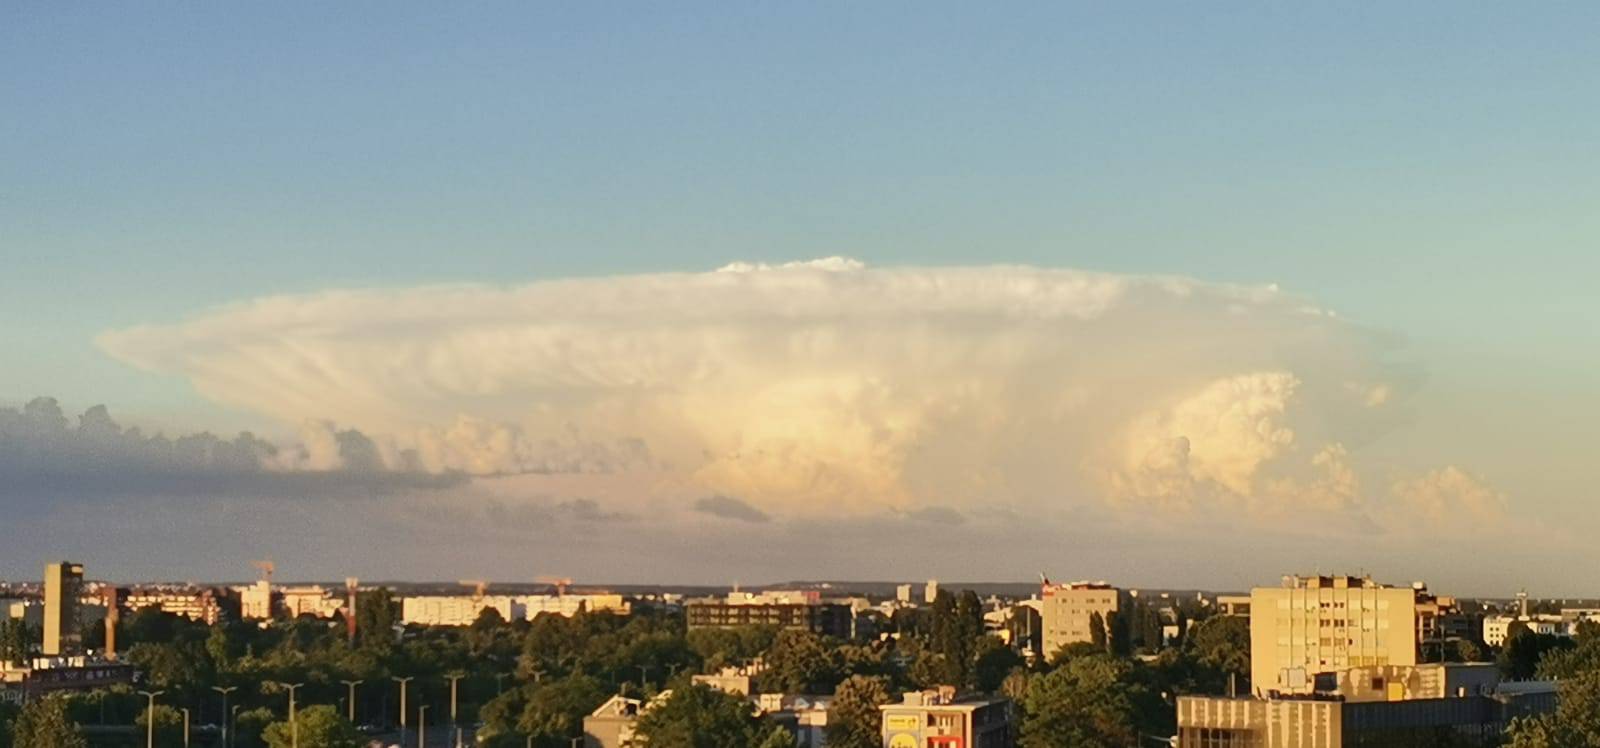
[95, 259, 1486, 528]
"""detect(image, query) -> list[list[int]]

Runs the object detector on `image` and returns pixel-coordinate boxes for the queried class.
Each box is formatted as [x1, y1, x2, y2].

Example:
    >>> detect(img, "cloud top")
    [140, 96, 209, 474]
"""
[94, 258, 1447, 525]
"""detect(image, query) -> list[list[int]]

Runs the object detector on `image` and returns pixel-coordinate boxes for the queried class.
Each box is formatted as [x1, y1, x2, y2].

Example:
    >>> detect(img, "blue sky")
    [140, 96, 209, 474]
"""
[3, 4, 1598, 585]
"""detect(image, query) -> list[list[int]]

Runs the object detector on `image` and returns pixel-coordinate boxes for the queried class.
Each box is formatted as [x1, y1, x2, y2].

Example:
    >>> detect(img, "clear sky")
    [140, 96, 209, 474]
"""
[3, 3, 1598, 591]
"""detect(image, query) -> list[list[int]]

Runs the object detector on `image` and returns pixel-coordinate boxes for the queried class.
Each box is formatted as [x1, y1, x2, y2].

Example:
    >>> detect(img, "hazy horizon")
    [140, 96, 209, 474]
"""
[5, 4, 1600, 595]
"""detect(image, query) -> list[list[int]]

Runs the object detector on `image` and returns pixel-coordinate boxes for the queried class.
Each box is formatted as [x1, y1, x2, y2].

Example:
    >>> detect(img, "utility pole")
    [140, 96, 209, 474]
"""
[341, 679, 364, 723]
[447, 672, 465, 748]
[393, 676, 415, 746]
[138, 690, 164, 748]
[212, 686, 237, 748]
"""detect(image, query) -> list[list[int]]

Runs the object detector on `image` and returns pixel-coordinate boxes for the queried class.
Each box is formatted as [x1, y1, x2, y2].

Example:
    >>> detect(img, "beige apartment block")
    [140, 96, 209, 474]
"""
[1250, 575, 1423, 697]
[1039, 581, 1126, 658]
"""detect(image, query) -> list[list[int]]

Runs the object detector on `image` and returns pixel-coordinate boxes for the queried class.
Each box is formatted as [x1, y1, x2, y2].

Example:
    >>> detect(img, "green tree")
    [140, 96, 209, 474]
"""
[972, 636, 1025, 692]
[1184, 615, 1250, 694]
[0, 702, 18, 748]
[262, 705, 362, 748]
[754, 725, 796, 748]
[1088, 612, 1108, 651]
[1507, 670, 1600, 747]
[517, 675, 607, 746]
[1018, 654, 1145, 748]
[761, 630, 841, 694]
[1106, 611, 1131, 657]
[10, 694, 87, 748]
[134, 704, 184, 747]
[233, 707, 278, 748]
[825, 675, 892, 748]
[0, 620, 31, 667]
[630, 683, 767, 747]
[1499, 626, 1574, 681]
[355, 587, 398, 653]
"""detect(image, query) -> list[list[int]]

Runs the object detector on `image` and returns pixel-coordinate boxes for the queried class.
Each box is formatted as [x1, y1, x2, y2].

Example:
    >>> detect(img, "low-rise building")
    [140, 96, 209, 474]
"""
[879, 687, 1014, 748]
[759, 693, 831, 748]
[1177, 681, 1557, 748]
[0, 656, 136, 706]
[582, 692, 671, 748]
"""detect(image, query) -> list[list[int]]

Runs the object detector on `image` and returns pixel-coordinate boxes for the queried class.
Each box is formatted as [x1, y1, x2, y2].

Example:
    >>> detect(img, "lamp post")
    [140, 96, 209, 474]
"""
[137, 690, 164, 748]
[212, 686, 237, 748]
[393, 676, 415, 745]
[272, 682, 305, 748]
[231, 705, 241, 748]
[418, 705, 429, 748]
[446, 672, 465, 748]
[341, 679, 364, 723]
[181, 707, 191, 748]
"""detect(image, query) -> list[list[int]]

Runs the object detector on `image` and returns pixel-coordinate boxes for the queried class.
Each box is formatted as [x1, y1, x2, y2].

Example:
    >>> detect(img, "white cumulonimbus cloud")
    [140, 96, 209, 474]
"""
[97, 258, 1484, 524]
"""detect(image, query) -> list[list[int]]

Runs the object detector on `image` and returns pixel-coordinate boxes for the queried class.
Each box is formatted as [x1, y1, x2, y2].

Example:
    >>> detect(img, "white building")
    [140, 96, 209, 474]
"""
[1484, 614, 1568, 647]
[281, 586, 344, 619]
[402, 595, 521, 626]
[520, 594, 630, 619]
[239, 580, 273, 620]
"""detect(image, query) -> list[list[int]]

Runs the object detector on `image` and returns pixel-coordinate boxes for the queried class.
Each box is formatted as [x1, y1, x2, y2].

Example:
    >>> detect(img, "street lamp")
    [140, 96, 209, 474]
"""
[271, 682, 305, 748]
[137, 690, 164, 748]
[393, 676, 415, 745]
[418, 705, 429, 748]
[181, 707, 191, 748]
[341, 679, 364, 723]
[446, 672, 466, 748]
[212, 686, 238, 748]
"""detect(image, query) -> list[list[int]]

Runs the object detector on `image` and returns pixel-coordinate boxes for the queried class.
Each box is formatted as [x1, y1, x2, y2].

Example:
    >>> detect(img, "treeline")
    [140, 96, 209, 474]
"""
[0, 588, 1256, 747]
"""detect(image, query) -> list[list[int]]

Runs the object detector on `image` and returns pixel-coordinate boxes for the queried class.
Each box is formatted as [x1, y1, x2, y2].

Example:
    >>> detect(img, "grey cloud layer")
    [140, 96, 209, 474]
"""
[0, 398, 463, 509]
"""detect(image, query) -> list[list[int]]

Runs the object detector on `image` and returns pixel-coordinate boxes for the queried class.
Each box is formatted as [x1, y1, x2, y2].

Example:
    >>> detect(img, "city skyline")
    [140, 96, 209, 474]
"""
[5, 4, 1600, 593]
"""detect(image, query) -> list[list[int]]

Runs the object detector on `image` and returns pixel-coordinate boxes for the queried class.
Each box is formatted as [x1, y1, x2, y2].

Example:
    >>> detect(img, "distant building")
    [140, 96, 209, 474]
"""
[1216, 594, 1251, 617]
[692, 663, 763, 696]
[402, 595, 521, 626]
[685, 594, 851, 638]
[896, 584, 913, 604]
[1039, 581, 1127, 658]
[281, 585, 344, 619]
[924, 580, 939, 605]
[0, 599, 42, 627]
[42, 562, 83, 657]
[123, 586, 229, 625]
[239, 579, 273, 620]
[1484, 614, 1567, 647]
[520, 593, 631, 619]
[879, 687, 1014, 748]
